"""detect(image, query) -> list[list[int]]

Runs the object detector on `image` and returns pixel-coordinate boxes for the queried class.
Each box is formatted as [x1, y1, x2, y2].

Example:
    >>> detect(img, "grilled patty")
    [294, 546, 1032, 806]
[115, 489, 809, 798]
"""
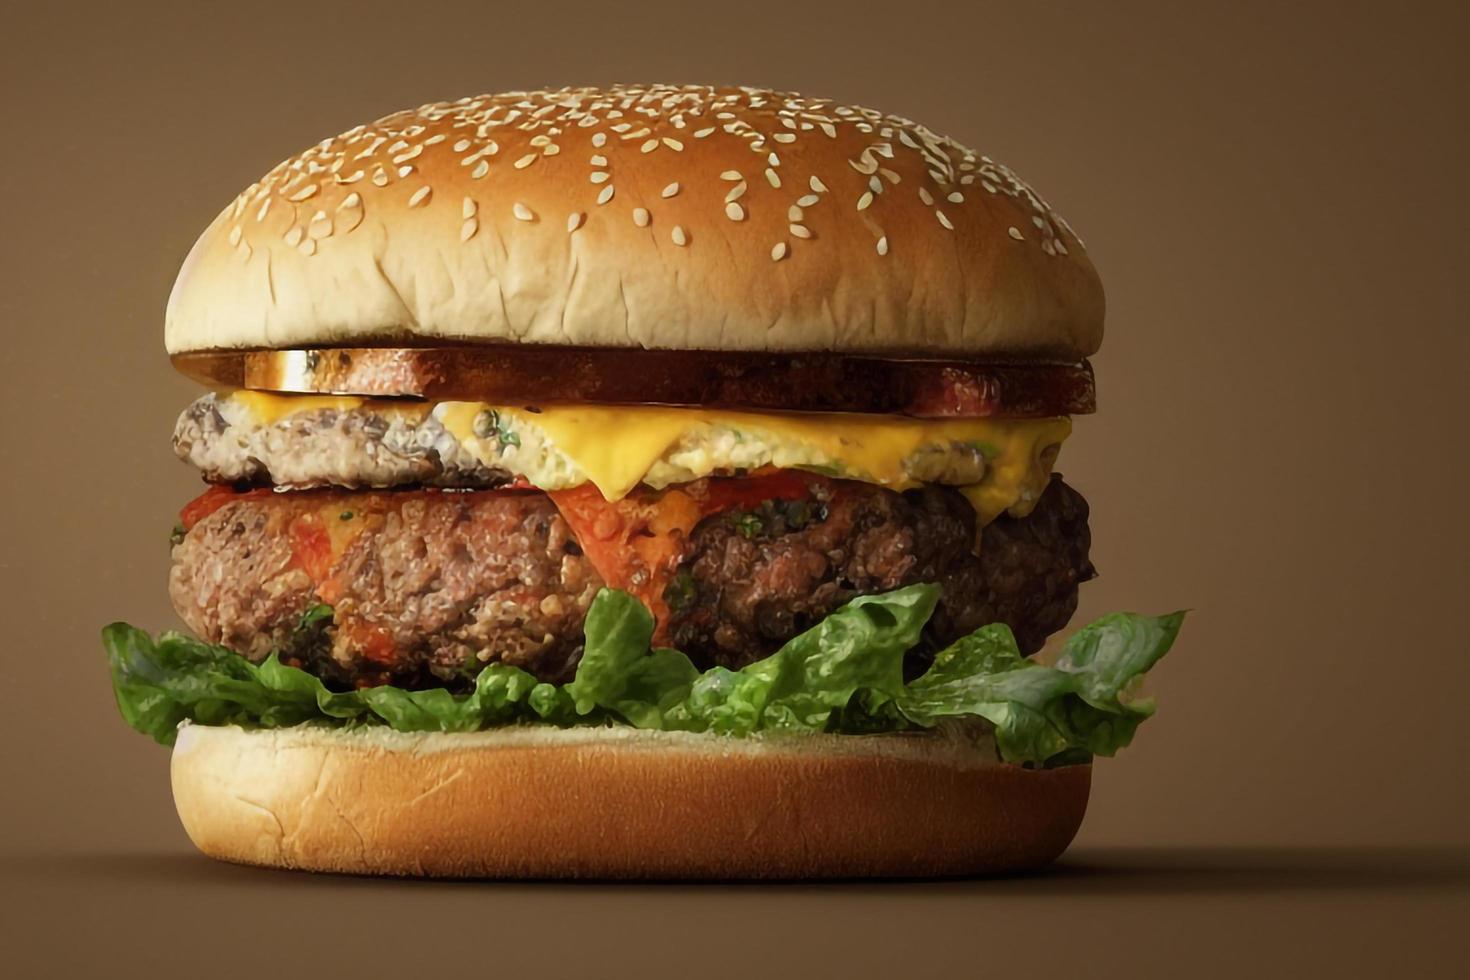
[665, 476, 1094, 669]
[169, 490, 603, 686]
[169, 477, 1093, 687]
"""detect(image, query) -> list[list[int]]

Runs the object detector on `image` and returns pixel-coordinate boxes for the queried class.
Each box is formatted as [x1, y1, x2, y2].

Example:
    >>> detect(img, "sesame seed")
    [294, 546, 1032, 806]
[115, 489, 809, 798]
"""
[530, 135, 551, 147]
[1056, 240, 1069, 255]
[633, 207, 650, 227]
[948, 191, 964, 203]
[597, 184, 615, 205]
[453, 139, 472, 152]
[542, 143, 560, 156]
[462, 197, 478, 219]
[820, 122, 837, 138]
[567, 211, 584, 232]
[397, 165, 414, 178]
[725, 182, 747, 203]
[797, 193, 820, 207]
[590, 171, 610, 184]
[513, 202, 534, 221]
[671, 225, 688, 246]
[471, 161, 489, 179]
[771, 242, 788, 261]
[661, 182, 679, 198]
[308, 210, 333, 238]
[288, 184, 319, 202]
[881, 168, 901, 184]
[765, 168, 781, 188]
[284, 226, 304, 247]
[590, 154, 607, 166]
[1041, 239, 1056, 255]
[408, 186, 432, 208]
[936, 211, 954, 230]
[1008, 226, 1024, 240]
[256, 198, 272, 222]
[591, 133, 607, 147]
[338, 204, 364, 233]
[720, 170, 742, 181]
[918, 188, 934, 206]
[298, 238, 317, 256]
[869, 175, 883, 194]
[694, 127, 716, 138]
[788, 205, 804, 221]
[461, 217, 479, 241]
[372, 169, 390, 187]
[1032, 215, 1046, 228]
[773, 132, 796, 143]
[981, 181, 997, 194]
[392, 145, 423, 164]
[856, 191, 874, 211]
[809, 176, 828, 193]
[514, 154, 537, 169]
[662, 137, 684, 151]
[725, 202, 746, 221]
[227, 226, 242, 247]
[876, 236, 889, 256]
[640, 138, 659, 153]
[789, 223, 811, 238]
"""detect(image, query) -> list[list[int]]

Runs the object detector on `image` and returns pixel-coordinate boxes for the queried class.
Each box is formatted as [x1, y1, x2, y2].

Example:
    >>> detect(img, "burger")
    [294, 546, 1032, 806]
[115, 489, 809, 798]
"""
[104, 84, 1184, 878]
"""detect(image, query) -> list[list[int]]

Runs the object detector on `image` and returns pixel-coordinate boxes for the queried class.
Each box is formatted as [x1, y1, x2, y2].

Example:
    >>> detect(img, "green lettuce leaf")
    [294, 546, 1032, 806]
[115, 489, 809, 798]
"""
[891, 611, 1186, 762]
[102, 587, 1183, 765]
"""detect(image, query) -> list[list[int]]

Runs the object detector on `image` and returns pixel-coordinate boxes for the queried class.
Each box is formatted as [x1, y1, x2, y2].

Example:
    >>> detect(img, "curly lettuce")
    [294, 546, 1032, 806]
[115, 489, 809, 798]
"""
[103, 586, 1183, 765]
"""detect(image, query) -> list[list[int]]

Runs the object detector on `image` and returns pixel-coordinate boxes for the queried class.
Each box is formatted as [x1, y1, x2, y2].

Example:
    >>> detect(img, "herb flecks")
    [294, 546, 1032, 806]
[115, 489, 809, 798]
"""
[472, 409, 521, 452]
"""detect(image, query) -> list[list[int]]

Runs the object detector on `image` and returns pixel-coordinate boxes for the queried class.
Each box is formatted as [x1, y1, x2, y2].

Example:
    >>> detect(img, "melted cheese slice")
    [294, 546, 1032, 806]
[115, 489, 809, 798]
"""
[439, 402, 1069, 524]
[229, 390, 438, 426]
[225, 391, 1070, 526]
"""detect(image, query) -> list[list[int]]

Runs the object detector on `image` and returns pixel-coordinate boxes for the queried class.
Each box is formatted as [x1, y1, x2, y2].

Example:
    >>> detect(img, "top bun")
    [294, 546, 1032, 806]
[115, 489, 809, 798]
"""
[166, 85, 1103, 358]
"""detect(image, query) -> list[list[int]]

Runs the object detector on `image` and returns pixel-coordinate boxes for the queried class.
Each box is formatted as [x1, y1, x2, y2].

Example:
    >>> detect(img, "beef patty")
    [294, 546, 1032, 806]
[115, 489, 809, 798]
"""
[169, 477, 1093, 687]
[664, 476, 1095, 669]
[169, 490, 603, 686]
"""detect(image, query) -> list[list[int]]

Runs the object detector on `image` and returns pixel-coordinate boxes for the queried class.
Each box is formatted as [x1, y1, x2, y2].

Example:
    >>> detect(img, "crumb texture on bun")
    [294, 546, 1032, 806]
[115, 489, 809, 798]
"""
[170, 723, 1090, 878]
[166, 85, 1104, 359]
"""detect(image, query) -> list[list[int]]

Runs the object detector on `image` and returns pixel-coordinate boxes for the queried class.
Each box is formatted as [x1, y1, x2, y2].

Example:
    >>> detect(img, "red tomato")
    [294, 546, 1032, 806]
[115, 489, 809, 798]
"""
[287, 514, 333, 582]
[178, 484, 272, 530]
[549, 471, 830, 639]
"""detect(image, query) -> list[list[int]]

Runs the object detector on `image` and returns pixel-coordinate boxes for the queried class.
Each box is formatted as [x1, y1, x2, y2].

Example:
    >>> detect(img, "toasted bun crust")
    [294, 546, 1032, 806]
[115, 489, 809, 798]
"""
[170, 723, 1089, 879]
[166, 84, 1104, 359]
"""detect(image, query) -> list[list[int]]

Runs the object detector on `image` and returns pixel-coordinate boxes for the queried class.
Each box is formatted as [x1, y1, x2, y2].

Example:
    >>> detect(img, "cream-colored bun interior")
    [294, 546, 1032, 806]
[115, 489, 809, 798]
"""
[171, 723, 1091, 878]
[166, 85, 1104, 358]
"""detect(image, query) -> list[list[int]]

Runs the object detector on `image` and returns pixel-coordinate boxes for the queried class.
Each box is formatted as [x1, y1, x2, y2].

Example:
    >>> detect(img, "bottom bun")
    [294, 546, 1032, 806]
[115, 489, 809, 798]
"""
[171, 723, 1090, 879]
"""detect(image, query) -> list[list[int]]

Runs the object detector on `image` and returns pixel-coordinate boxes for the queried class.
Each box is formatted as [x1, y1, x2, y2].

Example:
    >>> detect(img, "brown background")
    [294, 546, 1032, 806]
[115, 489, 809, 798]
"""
[2, 1, 1466, 976]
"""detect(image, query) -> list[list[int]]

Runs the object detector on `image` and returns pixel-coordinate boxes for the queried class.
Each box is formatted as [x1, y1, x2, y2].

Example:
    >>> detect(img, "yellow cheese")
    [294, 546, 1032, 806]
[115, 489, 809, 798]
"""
[230, 390, 366, 425]
[227, 391, 1070, 526]
[440, 401, 1070, 524]
[229, 390, 438, 425]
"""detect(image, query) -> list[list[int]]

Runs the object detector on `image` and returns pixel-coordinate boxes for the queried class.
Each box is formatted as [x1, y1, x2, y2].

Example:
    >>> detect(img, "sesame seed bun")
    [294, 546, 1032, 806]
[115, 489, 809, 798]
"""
[165, 84, 1104, 359]
[170, 723, 1090, 879]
